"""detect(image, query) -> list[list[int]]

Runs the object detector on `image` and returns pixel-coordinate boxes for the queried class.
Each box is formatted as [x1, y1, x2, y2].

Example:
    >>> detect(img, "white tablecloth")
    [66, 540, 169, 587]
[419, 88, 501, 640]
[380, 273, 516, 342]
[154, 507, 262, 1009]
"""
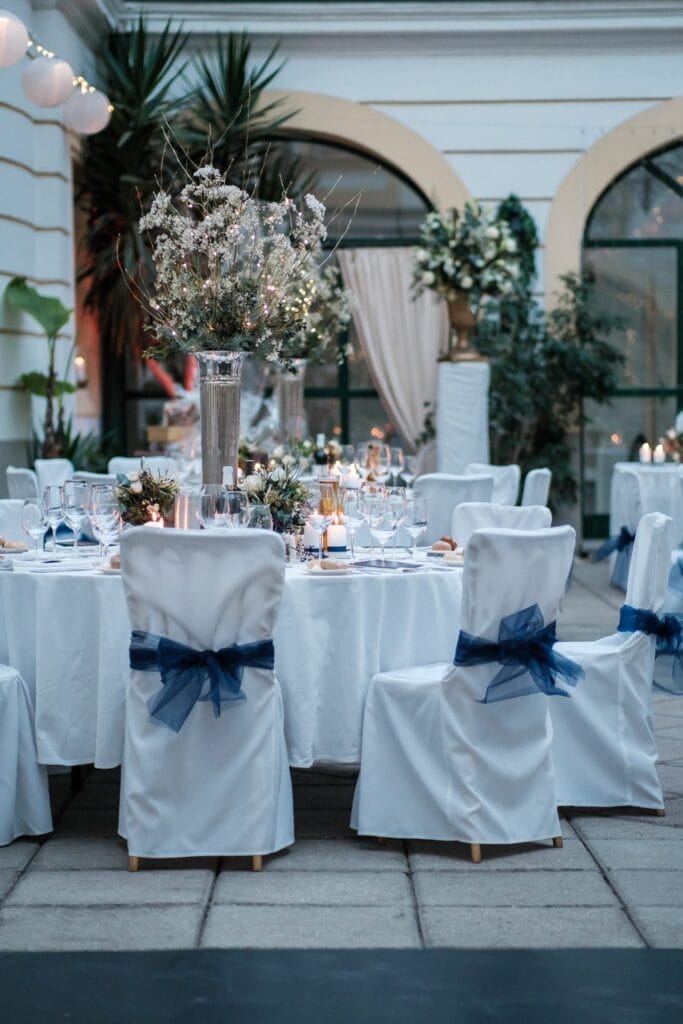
[609, 462, 683, 543]
[0, 557, 463, 769]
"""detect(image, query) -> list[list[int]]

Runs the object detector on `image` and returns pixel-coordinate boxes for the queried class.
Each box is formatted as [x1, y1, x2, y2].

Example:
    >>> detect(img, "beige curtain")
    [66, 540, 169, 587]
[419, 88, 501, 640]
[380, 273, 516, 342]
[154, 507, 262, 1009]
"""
[337, 247, 448, 452]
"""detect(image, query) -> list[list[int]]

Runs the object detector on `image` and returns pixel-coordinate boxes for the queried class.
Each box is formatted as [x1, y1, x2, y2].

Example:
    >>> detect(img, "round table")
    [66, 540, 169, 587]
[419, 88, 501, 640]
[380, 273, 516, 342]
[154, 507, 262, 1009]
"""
[0, 555, 463, 769]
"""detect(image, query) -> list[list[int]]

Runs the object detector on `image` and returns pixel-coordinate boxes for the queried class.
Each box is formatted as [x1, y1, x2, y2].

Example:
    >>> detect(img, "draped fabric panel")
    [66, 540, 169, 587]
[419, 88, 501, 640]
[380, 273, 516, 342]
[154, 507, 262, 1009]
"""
[337, 248, 448, 451]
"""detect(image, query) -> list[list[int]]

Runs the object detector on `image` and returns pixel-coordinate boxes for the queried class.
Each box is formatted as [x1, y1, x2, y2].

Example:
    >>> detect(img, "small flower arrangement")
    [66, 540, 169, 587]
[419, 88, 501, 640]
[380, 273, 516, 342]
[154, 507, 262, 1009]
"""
[136, 164, 328, 363]
[270, 439, 316, 473]
[660, 411, 683, 461]
[240, 464, 311, 533]
[116, 469, 181, 526]
[413, 202, 520, 309]
[278, 258, 353, 365]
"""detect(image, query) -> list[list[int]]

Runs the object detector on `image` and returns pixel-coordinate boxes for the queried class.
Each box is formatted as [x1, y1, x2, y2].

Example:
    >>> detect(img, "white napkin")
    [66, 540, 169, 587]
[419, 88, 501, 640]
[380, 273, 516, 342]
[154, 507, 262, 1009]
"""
[28, 561, 94, 574]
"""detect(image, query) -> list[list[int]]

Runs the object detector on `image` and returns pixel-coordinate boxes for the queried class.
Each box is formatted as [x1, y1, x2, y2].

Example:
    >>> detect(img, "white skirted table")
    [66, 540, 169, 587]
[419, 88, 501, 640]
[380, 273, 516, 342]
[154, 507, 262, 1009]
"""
[609, 462, 683, 544]
[0, 557, 463, 770]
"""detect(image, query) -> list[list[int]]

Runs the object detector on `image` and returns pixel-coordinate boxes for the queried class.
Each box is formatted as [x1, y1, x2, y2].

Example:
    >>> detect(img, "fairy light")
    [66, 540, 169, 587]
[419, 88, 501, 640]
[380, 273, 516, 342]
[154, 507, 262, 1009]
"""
[25, 39, 111, 108]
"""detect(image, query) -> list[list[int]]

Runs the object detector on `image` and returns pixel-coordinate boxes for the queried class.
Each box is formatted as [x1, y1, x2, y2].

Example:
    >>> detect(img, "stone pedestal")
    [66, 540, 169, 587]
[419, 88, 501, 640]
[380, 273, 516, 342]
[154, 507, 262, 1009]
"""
[436, 361, 490, 474]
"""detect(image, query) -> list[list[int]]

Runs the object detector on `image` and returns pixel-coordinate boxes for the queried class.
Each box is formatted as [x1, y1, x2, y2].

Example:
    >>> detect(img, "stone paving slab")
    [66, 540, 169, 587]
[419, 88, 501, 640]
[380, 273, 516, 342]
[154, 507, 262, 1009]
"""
[0, 841, 39, 870]
[570, 809, 683, 840]
[608, 869, 683, 906]
[420, 907, 643, 949]
[0, 871, 18, 902]
[263, 838, 407, 872]
[31, 837, 219, 873]
[5, 868, 215, 907]
[629, 906, 683, 948]
[407, 838, 595, 871]
[584, 839, 683, 870]
[214, 870, 413, 907]
[0, 906, 205, 951]
[201, 904, 421, 949]
[412, 869, 618, 907]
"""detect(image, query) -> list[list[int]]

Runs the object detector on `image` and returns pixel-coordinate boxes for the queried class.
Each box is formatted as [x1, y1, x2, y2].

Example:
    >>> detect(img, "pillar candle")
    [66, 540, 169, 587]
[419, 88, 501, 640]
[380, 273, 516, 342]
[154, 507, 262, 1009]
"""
[326, 523, 347, 551]
[639, 443, 652, 463]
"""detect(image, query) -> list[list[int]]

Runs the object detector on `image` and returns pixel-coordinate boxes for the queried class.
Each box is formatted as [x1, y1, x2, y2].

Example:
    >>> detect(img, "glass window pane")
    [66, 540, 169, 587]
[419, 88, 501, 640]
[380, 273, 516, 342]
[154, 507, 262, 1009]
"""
[306, 397, 343, 442]
[305, 362, 339, 389]
[582, 394, 679, 518]
[651, 143, 683, 189]
[584, 247, 677, 389]
[587, 163, 683, 240]
[347, 397, 408, 449]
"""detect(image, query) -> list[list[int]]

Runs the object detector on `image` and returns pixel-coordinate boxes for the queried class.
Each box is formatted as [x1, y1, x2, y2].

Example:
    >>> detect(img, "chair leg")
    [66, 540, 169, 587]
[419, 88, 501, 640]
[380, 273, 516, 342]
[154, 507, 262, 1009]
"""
[470, 843, 482, 863]
[553, 836, 563, 848]
[376, 837, 387, 846]
[127, 856, 139, 872]
[655, 809, 666, 817]
[251, 855, 263, 872]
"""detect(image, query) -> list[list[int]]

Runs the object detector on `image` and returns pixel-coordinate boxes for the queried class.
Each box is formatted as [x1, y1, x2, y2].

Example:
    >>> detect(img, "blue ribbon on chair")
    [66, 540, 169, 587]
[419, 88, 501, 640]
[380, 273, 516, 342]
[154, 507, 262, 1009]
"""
[592, 526, 635, 592]
[129, 630, 275, 732]
[617, 604, 683, 695]
[454, 603, 584, 704]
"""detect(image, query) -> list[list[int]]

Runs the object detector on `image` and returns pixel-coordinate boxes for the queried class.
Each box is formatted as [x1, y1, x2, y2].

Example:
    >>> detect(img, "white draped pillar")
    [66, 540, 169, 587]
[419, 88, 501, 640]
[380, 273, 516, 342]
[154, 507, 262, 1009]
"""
[437, 362, 490, 473]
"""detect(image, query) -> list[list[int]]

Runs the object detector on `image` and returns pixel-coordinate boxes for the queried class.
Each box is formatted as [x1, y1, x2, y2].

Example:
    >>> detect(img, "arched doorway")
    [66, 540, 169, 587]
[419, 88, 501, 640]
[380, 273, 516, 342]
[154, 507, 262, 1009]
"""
[581, 140, 683, 537]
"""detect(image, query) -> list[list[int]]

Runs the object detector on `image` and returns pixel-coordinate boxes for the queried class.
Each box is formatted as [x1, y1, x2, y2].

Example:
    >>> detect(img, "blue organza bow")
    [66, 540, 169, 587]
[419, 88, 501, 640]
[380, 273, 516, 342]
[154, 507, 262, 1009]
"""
[592, 526, 635, 592]
[618, 604, 683, 695]
[129, 630, 275, 732]
[454, 603, 584, 703]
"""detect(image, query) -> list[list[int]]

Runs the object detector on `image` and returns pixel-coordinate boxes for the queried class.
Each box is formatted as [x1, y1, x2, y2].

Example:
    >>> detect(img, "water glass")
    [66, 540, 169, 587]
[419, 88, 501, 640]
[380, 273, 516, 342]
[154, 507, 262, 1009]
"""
[401, 455, 417, 491]
[199, 485, 227, 530]
[365, 500, 396, 560]
[248, 504, 273, 530]
[389, 446, 404, 485]
[90, 491, 121, 561]
[341, 489, 365, 561]
[63, 480, 90, 557]
[42, 485, 65, 556]
[21, 498, 46, 558]
[404, 498, 429, 558]
[224, 489, 249, 528]
[370, 444, 391, 485]
[307, 482, 336, 560]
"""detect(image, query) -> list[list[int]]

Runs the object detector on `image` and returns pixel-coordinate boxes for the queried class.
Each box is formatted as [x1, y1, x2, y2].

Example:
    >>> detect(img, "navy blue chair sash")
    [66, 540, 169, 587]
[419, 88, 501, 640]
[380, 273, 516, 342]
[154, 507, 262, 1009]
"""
[129, 630, 275, 732]
[618, 604, 683, 695]
[454, 603, 584, 704]
[592, 526, 635, 592]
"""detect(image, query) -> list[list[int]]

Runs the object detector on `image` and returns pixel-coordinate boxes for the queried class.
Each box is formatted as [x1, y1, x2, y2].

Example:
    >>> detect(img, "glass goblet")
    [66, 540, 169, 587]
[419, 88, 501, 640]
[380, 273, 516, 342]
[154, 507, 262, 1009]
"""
[404, 498, 429, 559]
[42, 485, 65, 557]
[224, 489, 249, 528]
[63, 480, 90, 557]
[341, 489, 365, 562]
[21, 498, 46, 558]
[199, 484, 227, 530]
[370, 444, 392, 485]
[248, 504, 273, 530]
[401, 454, 417, 492]
[389, 446, 404, 486]
[366, 500, 395, 561]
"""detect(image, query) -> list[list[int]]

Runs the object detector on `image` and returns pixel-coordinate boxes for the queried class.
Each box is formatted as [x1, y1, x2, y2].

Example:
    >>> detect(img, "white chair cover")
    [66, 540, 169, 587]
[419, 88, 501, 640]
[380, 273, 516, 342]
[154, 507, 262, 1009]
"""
[34, 458, 74, 494]
[108, 456, 178, 478]
[73, 471, 117, 487]
[414, 473, 494, 546]
[0, 499, 26, 543]
[6, 467, 38, 499]
[521, 468, 552, 507]
[0, 664, 53, 846]
[466, 462, 521, 505]
[118, 528, 294, 860]
[452, 502, 551, 548]
[351, 526, 576, 848]
[550, 512, 671, 810]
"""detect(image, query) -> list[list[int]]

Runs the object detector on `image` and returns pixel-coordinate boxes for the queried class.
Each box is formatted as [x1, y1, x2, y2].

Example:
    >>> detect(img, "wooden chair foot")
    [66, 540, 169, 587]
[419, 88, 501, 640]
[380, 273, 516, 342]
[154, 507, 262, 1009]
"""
[553, 835, 563, 848]
[127, 856, 139, 872]
[251, 855, 263, 872]
[470, 843, 482, 864]
[376, 837, 387, 846]
[655, 808, 666, 817]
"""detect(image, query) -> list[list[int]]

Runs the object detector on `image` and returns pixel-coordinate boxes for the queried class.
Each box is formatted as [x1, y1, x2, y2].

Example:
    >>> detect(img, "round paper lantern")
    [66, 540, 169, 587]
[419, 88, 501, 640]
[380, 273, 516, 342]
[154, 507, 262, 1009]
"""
[21, 55, 74, 107]
[0, 9, 28, 68]
[63, 88, 111, 134]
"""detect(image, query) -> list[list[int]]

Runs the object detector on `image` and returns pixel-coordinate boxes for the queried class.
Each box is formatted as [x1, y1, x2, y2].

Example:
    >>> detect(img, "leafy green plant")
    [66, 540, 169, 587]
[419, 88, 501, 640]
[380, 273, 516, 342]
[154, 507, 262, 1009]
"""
[4, 277, 76, 458]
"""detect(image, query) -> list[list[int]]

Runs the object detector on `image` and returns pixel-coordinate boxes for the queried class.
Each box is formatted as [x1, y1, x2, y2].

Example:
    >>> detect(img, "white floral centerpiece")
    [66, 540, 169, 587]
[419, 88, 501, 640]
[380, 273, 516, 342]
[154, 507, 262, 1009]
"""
[413, 202, 520, 309]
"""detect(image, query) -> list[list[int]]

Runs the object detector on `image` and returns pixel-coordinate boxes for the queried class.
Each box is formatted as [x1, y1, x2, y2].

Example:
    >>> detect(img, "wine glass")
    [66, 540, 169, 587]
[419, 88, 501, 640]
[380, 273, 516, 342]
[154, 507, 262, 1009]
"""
[389, 446, 404, 486]
[224, 489, 249, 528]
[21, 498, 46, 558]
[371, 444, 391, 484]
[42, 485, 65, 557]
[386, 486, 407, 554]
[247, 504, 273, 530]
[341, 488, 366, 562]
[355, 442, 372, 481]
[90, 491, 121, 563]
[404, 498, 429, 559]
[199, 484, 227, 530]
[63, 480, 90, 557]
[401, 454, 417, 492]
[365, 499, 396, 561]
[307, 481, 336, 560]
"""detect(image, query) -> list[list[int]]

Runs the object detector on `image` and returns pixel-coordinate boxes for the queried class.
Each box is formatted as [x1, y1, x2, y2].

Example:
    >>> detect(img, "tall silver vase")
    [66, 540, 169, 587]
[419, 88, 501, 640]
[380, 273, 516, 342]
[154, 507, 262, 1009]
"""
[196, 350, 247, 485]
[277, 358, 307, 441]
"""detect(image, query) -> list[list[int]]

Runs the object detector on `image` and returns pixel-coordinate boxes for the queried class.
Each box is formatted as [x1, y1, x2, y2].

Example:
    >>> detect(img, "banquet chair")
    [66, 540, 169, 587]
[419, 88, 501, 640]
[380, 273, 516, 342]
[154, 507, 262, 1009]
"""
[0, 663, 53, 846]
[73, 471, 117, 487]
[0, 499, 26, 543]
[550, 512, 671, 812]
[521, 468, 552, 507]
[466, 462, 521, 505]
[6, 466, 38, 499]
[351, 526, 577, 861]
[118, 528, 293, 871]
[414, 473, 493, 546]
[108, 456, 178, 478]
[452, 502, 551, 548]
[34, 458, 74, 494]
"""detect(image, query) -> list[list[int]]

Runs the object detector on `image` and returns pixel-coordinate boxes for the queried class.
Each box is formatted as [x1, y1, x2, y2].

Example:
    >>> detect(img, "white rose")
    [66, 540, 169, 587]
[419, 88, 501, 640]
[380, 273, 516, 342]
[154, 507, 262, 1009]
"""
[415, 248, 430, 264]
[460, 275, 474, 289]
[243, 474, 261, 493]
[421, 271, 436, 286]
[272, 445, 285, 459]
[486, 226, 499, 240]
[128, 471, 139, 482]
[502, 238, 517, 252]
[282, 454, 296, 467]
[130, 481, 142, 494]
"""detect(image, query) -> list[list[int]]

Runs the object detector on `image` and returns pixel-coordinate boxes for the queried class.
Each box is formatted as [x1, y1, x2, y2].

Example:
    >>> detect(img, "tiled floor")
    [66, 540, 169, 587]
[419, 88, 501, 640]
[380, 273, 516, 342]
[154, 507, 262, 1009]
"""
[0, 559, 681, 951]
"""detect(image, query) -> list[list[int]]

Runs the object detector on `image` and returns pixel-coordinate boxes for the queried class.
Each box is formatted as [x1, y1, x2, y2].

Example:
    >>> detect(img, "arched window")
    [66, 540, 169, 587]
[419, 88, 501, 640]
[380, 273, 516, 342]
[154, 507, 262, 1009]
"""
[581, 140, 683, 537]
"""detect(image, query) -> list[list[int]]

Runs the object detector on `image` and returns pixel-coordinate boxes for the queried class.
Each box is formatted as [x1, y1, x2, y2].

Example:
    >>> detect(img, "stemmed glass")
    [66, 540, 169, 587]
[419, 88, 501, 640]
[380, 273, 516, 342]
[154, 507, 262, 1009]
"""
[199, 484, 227, 530]
[386, 486, 407, 554]
[389, 446, 404, 485]
[355, 443, 372, 481]
[42, 485, 65, 556]
[365, 499, 396, 561]
[224, 489, 249, 528]
[404, 498, 429, 559]
[90, 490, 121, 562]
[21, 499, 46, 558]
[63, 481, 90, 557]
[370, 444, 392, 485]
[341, 488, 365, 562]
[401, 454, 417, 492]
[307, 481, 337, 561]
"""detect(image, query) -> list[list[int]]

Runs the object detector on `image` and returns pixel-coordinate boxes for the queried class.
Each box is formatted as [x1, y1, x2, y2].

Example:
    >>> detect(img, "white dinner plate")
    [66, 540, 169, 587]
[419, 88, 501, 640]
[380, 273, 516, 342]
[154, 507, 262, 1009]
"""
[96, 565, 122, 575]
[28, 561, 95, 573]
[306, 560, 351, 577]
[0, 544, 28, 553]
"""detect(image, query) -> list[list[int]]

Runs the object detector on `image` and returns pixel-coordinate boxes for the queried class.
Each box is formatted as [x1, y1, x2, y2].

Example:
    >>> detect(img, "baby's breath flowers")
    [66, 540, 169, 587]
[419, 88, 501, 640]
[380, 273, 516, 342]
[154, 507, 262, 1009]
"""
[413, 202, 521, 310]
[278, 256, 353, 365]
[136, 165, 329, 363]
